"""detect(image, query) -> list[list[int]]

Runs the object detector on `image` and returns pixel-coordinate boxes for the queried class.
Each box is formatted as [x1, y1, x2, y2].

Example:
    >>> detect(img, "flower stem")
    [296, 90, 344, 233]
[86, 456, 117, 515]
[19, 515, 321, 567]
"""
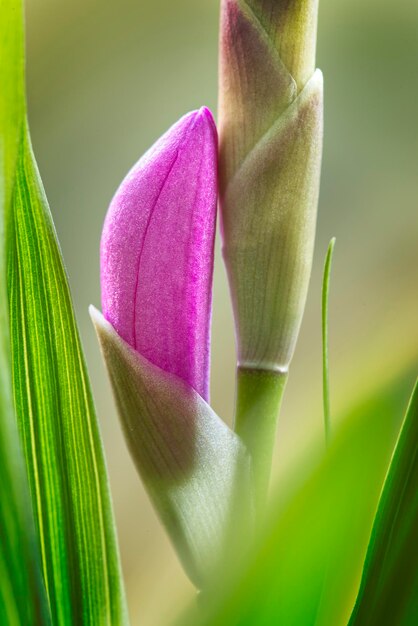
[234, 367, 287, 516]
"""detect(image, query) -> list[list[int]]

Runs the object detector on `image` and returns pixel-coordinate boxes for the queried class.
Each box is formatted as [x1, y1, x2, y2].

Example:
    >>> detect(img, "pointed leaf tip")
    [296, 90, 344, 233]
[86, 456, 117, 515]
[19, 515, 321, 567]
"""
[349, 378, 418, 625]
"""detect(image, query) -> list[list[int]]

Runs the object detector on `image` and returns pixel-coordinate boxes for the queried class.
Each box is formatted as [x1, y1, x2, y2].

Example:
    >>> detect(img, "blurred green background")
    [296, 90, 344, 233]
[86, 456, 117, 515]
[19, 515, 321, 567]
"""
[25, 0, 418, 624]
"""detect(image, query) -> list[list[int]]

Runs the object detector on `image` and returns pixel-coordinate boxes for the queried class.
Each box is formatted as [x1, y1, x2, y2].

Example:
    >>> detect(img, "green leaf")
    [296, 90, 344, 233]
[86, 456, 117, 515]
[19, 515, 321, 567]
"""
[322, 237, 336, 443]
[2, 1, 128, 623]
[179, 369, 414, 625]
[0, 0, 50, 623]
[349, 378, 418, 626]
[0, 0, 25, 210]
[8, 121, 129, 626]
[91, 307, 253, 589]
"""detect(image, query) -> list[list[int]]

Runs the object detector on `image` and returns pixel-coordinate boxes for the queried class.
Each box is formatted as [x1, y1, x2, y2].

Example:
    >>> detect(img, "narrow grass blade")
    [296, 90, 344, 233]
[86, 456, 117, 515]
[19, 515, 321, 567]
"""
[349, 378, 418, 625]
[322, 238, 336, 444]
[0, 1, 51, 622]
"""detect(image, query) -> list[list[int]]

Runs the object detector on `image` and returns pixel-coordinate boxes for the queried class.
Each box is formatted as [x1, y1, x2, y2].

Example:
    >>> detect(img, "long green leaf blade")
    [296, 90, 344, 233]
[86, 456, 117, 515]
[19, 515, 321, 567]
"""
[8, 119, 129, 625]
[349, 379, 418, 625]
[3, 1, 128, 623]
[0, 0, 51, 623]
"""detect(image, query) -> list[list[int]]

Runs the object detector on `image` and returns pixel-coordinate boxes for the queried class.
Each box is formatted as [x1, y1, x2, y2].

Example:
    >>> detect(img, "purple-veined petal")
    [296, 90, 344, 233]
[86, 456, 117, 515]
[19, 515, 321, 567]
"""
[100, 107, 217, 401]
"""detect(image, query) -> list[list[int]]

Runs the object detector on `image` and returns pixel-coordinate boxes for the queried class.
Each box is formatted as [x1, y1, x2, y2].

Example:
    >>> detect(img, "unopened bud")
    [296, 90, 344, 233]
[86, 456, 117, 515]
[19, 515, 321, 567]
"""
[219, 0, 323, 372]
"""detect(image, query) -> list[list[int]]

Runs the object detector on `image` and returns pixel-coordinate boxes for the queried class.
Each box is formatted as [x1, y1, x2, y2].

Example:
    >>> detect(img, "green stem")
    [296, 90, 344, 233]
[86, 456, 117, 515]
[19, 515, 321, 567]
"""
[234, 367, 287, 516]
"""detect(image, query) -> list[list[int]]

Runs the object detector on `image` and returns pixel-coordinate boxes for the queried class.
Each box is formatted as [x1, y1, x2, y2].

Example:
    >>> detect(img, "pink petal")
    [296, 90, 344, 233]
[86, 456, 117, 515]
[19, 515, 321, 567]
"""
[100, 107, 218, 401]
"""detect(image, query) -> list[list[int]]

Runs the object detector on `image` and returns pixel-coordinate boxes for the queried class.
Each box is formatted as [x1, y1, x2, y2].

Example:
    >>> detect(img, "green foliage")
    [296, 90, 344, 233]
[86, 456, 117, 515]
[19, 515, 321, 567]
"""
[0, 1, 50, 623]
[8, 126, 128, 625]
[1, 2, 417, 625]
[349, 380, 418, 625]
[180, 370, 415, 626]
[1, 1, 128, 624]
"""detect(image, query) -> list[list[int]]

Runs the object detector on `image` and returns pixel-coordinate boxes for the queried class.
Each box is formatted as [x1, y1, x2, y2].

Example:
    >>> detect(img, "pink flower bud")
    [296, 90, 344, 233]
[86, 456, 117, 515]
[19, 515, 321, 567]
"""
[100, 108, 217, 401]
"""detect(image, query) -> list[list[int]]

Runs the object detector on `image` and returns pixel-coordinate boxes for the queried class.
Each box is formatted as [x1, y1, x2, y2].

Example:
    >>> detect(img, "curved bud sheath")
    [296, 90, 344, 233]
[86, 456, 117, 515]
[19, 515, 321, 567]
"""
[244, 0, 319, 90]
[91, 307, 253, 588]
[219, 0, 296, 183]
[219, 0, 323, 373]
[222, 71, 323, 371]
[101, 107, 217, 402]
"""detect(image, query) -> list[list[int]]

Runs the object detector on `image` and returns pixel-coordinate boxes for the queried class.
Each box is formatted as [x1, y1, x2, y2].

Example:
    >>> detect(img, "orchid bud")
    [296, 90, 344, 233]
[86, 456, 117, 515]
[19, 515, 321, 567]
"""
[219, 0, 323, 372]
[100, 107, 217, 401]
[94, 110, 252, 586]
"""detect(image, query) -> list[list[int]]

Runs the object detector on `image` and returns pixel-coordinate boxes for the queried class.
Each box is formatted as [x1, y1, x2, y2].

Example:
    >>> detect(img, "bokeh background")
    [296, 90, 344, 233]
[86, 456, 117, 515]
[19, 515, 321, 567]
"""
[25, 0, 418, 624]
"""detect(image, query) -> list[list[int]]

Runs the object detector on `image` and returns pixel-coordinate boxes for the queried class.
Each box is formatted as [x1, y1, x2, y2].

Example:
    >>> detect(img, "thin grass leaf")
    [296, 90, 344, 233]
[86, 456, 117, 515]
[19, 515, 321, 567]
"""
[0, 0, 51, 622]
[3, 1, 128, 623]
[322, 237, 335, 444]
[349, 379, 418, 626]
